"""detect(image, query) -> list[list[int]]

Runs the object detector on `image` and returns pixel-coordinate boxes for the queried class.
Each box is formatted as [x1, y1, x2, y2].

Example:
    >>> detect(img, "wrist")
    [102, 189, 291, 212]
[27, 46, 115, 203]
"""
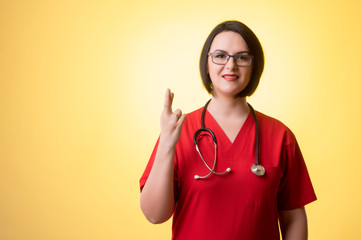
[158, 136, 176, 154]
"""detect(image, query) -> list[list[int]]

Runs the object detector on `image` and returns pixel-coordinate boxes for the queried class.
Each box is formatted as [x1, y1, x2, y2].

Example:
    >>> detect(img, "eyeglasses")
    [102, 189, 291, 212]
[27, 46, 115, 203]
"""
[209, 52, 253, 67]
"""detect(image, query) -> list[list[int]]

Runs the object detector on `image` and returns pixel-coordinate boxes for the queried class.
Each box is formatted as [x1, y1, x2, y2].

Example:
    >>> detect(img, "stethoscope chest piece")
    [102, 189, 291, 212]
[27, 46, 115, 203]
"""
[251, 164, 265, 176]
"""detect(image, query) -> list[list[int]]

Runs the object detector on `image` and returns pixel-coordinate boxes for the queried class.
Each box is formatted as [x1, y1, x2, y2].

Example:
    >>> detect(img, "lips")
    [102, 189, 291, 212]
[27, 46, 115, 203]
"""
[222, 74, 239, 81]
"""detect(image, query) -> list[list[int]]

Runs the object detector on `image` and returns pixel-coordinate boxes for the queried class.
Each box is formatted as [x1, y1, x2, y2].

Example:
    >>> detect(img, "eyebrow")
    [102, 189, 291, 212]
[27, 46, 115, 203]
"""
[213, 49, 250, 54]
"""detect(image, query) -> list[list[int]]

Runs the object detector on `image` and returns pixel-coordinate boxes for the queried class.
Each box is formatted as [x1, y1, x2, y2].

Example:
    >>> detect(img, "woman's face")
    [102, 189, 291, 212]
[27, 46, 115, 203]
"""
[207, 31, 253, 98]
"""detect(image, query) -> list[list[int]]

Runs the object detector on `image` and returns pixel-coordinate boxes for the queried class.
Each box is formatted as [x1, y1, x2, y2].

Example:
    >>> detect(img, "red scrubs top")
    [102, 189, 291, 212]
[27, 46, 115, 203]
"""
[140, 106, 317, 240]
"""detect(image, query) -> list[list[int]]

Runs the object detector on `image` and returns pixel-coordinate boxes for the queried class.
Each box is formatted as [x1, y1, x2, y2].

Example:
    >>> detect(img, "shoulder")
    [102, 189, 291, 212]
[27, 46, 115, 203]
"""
[255, 111, 296, 144]
[186, 107, 203, 120]
[182, 107, 203, 128]
[256, 111, 289, 129]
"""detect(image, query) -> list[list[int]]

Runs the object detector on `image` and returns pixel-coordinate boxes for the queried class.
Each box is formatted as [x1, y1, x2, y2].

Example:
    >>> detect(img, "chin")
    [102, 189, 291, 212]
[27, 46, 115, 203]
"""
[214, 89, 244, 98]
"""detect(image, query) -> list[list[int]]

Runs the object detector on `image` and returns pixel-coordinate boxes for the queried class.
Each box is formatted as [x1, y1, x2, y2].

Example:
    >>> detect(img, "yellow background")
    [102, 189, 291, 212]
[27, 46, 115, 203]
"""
[1, 0, 360, 239]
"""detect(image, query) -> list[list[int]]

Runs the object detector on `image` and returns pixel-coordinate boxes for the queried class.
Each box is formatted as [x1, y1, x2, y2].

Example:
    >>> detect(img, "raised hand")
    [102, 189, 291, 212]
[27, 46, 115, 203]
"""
[160, 89, 187, 150]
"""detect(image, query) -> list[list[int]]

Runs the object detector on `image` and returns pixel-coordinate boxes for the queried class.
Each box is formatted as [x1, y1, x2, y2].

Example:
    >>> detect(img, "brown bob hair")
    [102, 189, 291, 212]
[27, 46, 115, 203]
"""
[199, 20, 265, 98]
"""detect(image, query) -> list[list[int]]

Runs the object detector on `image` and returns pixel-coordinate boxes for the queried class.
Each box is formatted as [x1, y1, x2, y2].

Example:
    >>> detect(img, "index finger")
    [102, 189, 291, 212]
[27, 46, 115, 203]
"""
[163, 88, 174, 114]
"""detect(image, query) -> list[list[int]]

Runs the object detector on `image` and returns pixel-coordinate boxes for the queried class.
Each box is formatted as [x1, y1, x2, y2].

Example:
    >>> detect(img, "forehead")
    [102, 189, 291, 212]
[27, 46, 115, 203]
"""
[210, 31, 249, 52]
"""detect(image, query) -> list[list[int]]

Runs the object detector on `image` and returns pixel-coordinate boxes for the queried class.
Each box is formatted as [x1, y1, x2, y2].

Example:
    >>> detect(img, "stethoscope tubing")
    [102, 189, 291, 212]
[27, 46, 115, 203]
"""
[194, 126, 230, 179]
[247, 103, 260, 166]
[193, 99, 265, 179]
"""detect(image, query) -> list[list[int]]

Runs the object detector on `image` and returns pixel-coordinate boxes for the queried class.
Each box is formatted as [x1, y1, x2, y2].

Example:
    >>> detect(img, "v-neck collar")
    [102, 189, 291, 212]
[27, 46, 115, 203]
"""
[204, 109, 254, 151]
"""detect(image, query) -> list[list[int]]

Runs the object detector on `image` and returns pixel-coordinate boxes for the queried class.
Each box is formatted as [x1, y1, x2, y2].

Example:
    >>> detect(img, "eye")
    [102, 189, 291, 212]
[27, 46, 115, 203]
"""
[235, 55, 251, 61]
[213, 53, 227, 59]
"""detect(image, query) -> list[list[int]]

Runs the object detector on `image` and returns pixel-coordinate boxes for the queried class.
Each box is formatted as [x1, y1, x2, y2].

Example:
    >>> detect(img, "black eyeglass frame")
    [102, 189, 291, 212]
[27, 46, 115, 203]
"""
[209, 52, 254, 67]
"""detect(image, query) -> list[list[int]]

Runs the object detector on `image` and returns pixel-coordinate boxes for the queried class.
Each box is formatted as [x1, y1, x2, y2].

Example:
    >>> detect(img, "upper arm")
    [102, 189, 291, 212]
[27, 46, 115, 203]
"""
[279, 207, 308, 240]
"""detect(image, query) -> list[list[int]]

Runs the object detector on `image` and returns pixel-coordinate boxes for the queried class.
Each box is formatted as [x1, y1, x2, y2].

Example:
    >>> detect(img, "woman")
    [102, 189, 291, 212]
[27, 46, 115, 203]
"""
[139, 20, 316, 240]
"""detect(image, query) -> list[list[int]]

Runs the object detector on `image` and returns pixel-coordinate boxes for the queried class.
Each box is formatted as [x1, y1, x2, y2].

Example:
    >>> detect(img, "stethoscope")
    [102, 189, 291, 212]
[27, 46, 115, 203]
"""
[193, 100, 266, 180]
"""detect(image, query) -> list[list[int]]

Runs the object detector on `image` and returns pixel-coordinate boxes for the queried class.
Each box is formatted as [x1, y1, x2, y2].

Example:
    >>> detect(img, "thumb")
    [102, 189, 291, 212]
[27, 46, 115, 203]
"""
[177, 114, 187, 127]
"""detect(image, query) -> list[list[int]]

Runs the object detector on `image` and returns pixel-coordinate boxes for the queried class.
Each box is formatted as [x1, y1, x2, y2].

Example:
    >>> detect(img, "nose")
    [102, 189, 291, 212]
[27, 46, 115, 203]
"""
[226, 56, 237, 69]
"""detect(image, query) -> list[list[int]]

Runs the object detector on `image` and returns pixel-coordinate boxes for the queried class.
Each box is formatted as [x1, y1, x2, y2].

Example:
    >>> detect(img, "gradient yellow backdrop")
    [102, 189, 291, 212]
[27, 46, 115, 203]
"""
[1, 0, 360, 239]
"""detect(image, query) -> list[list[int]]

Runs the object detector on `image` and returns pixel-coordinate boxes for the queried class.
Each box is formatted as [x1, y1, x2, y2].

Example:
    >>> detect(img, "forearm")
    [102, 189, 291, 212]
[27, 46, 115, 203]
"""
[140, 89, 186, 224]
[140, 140, 176, 224]
[279, 207, 308, 240]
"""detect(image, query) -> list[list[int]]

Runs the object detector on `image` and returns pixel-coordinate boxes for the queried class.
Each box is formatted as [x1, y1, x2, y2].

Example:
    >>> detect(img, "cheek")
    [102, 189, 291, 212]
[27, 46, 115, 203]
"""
[207, 61, 222, 76]
[242, 67, 253, 82]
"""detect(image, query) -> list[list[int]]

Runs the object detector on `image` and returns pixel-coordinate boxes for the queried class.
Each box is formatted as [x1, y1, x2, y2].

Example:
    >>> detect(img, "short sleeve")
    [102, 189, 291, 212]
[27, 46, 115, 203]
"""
[277, 134, 317, 210]
[139, 137, 160, 192]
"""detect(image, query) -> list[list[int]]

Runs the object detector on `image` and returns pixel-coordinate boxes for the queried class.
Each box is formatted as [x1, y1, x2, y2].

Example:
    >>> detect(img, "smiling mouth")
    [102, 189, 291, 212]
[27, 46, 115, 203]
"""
[222, 74, 239, 80]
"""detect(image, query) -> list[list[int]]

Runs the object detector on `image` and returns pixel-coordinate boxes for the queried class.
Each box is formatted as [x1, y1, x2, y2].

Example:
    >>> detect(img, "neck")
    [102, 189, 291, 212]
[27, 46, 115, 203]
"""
[207, 95, 250, 119]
